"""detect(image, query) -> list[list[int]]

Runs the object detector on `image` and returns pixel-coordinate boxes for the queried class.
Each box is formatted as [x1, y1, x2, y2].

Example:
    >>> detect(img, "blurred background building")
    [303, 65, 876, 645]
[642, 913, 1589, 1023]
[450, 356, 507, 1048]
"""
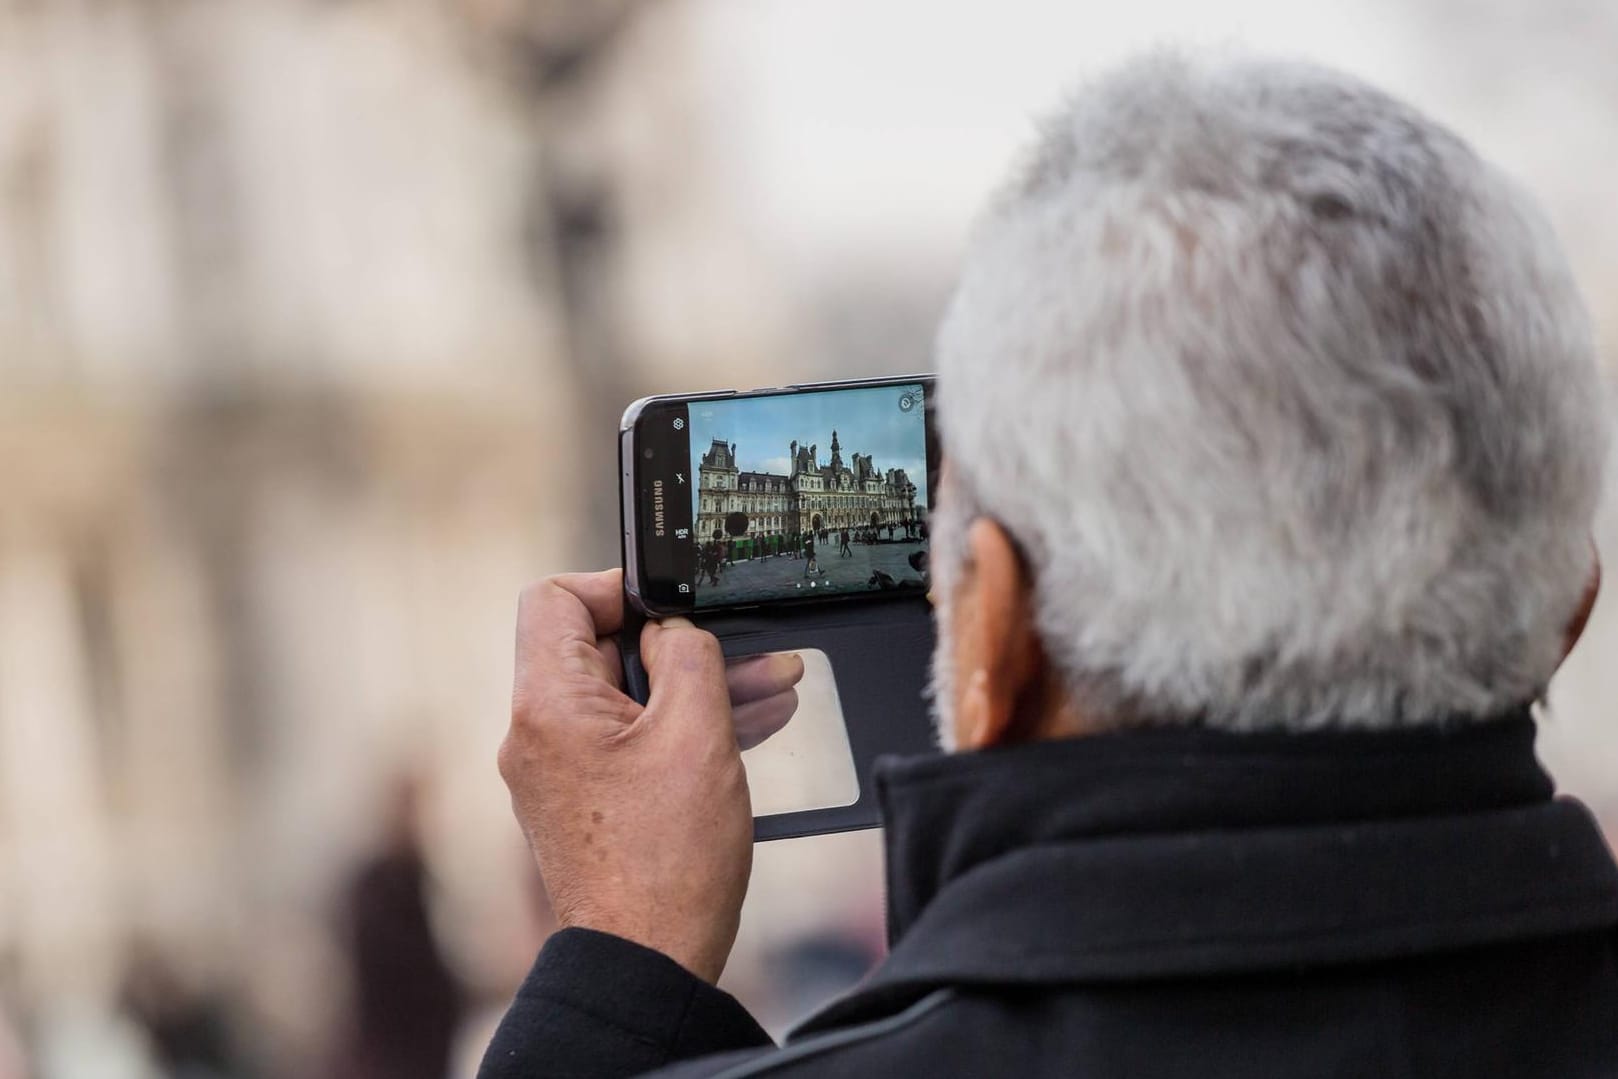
[0, 1, 1613, 1076]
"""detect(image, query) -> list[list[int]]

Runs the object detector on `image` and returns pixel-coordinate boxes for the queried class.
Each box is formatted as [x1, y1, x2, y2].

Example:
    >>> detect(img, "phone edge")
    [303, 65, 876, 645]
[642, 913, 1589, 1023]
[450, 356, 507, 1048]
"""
[619, 375, 935, 619]
[619, 398, 663, 618]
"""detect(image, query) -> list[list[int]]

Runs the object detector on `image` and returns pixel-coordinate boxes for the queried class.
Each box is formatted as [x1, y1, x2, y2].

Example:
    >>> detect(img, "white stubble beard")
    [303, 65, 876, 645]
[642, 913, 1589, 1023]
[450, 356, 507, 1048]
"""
[927, 588, 957, 752]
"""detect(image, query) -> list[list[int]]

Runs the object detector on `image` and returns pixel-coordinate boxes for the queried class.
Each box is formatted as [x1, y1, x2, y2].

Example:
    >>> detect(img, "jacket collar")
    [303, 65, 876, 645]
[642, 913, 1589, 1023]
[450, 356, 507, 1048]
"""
[795, 711, 1618, 1035]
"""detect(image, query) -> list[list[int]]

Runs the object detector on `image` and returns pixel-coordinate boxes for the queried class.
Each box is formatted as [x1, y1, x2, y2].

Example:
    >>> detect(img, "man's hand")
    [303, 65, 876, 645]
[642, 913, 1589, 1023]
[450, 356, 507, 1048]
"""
[498, 570, 803, 983]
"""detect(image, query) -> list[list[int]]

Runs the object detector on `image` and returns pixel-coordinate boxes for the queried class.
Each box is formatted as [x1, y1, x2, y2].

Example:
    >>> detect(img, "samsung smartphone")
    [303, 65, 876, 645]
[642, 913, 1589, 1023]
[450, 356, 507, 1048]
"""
[621, 375, 937, 617]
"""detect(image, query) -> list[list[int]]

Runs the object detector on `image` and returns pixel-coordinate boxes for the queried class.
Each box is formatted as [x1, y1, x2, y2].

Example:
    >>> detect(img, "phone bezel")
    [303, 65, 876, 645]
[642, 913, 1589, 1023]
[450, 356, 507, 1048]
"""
[620, 374, 936, 618]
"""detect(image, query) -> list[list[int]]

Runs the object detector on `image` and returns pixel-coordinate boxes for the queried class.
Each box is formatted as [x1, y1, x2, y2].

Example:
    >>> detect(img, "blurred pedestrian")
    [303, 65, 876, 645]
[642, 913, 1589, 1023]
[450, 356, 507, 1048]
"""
[334, 775, 464, 1079]
[119, 942, 243, 1079]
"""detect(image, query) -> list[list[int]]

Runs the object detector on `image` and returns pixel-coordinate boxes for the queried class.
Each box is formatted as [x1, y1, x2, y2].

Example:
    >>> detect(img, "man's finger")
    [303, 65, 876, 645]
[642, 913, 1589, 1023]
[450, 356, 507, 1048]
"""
[548, 569, 626, 637]
[515, 572, 625, 686]
[734, 690, 799, 751]
[725, 653, 805, 707]
[596, 635, 625, 691]
[640, 618, 731, 723]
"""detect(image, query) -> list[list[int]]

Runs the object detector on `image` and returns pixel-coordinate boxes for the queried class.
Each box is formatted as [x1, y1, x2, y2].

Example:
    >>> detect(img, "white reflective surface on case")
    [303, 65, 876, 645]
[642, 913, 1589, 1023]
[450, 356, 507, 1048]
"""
[736, 649, 860, 817]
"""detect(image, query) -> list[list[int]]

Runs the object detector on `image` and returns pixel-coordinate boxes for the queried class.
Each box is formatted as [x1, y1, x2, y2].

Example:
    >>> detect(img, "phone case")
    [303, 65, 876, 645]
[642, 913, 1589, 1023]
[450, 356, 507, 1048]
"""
[618, 596, 939, 841]
[617, 388, 941, 841]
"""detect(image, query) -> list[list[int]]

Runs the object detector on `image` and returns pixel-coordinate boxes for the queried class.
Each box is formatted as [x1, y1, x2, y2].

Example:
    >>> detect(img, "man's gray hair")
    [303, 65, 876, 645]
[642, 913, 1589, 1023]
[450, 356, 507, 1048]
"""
[933, 52, 1610, 734]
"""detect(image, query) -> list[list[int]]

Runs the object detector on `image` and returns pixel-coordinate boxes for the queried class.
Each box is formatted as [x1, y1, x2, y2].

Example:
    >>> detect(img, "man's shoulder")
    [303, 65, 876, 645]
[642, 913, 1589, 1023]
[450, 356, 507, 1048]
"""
[640, 927, 1618, 1079]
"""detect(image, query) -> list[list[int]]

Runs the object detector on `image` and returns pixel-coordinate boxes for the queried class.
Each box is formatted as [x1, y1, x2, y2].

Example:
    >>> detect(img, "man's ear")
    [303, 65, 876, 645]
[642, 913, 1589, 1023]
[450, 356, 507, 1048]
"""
[953, 518, 1045, 751]
[1561, 546, 1601, 663]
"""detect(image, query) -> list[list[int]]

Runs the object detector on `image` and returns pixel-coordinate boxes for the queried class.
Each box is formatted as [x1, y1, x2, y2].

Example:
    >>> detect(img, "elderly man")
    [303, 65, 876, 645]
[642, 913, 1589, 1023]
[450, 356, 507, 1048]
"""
[481, 53, 1617, 1078]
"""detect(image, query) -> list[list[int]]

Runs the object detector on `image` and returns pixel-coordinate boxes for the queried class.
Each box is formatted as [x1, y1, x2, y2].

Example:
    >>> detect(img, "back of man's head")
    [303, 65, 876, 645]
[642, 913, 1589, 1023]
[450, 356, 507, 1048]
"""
[933, 52, 1609, 734]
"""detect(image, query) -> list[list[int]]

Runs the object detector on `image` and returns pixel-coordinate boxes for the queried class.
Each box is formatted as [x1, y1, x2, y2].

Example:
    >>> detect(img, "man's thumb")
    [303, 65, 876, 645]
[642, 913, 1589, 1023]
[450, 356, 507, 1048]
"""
[640, 618, 731, 720]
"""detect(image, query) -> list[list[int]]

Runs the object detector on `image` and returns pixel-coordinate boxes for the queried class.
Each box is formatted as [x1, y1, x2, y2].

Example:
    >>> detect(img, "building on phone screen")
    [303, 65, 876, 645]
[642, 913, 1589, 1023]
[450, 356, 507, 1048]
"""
[696, 430, 924, 545]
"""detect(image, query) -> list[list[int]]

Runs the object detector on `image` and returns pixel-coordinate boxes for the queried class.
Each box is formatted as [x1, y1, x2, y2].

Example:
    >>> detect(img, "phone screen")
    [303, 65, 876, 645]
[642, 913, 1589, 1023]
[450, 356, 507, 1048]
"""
[630, 379, 934, 615]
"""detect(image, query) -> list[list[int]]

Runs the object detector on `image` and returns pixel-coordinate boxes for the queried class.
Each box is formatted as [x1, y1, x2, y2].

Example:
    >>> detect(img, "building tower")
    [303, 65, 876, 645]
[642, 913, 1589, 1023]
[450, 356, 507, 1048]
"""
[697, 438, 739, 539]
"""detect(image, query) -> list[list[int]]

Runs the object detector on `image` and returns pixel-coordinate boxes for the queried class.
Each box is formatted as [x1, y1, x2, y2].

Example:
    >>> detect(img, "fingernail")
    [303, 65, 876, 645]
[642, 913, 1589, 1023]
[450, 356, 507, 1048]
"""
[661, 616, 694, 629]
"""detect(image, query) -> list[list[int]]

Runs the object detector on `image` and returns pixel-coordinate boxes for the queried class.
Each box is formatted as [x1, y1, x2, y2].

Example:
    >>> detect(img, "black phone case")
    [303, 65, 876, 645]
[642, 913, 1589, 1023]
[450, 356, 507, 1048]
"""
[618, 596, 939, 841]
[617, 380, 942, 840]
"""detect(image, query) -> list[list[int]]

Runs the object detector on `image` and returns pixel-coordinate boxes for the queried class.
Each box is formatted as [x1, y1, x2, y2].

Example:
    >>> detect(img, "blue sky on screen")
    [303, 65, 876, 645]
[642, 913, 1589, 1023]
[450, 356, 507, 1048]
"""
[687, 383, 930, 520]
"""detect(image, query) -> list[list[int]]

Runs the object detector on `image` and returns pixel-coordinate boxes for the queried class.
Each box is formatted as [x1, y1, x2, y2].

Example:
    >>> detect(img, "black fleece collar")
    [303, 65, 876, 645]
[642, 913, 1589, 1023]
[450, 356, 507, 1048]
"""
[795, 712, 1618, 1035]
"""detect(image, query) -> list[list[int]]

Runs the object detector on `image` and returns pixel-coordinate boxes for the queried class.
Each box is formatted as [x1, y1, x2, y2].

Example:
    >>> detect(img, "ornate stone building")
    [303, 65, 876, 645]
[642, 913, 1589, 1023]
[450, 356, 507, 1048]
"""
[0, 2, 798, 1074]
[697, 430, 921, 541]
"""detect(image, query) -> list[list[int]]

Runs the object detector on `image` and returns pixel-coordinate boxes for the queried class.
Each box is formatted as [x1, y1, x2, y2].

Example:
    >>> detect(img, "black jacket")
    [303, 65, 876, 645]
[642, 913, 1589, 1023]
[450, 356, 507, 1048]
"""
[479, 713, 1618, 1077]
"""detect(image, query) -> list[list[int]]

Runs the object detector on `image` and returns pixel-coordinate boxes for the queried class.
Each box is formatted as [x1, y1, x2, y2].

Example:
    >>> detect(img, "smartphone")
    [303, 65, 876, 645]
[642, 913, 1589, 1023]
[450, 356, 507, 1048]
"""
[621, 375, 937, 617]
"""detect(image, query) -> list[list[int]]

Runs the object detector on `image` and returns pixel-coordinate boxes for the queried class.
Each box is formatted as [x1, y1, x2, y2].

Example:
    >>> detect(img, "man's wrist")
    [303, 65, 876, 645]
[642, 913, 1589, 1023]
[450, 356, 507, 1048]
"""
[478, 927, 772, 1078]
